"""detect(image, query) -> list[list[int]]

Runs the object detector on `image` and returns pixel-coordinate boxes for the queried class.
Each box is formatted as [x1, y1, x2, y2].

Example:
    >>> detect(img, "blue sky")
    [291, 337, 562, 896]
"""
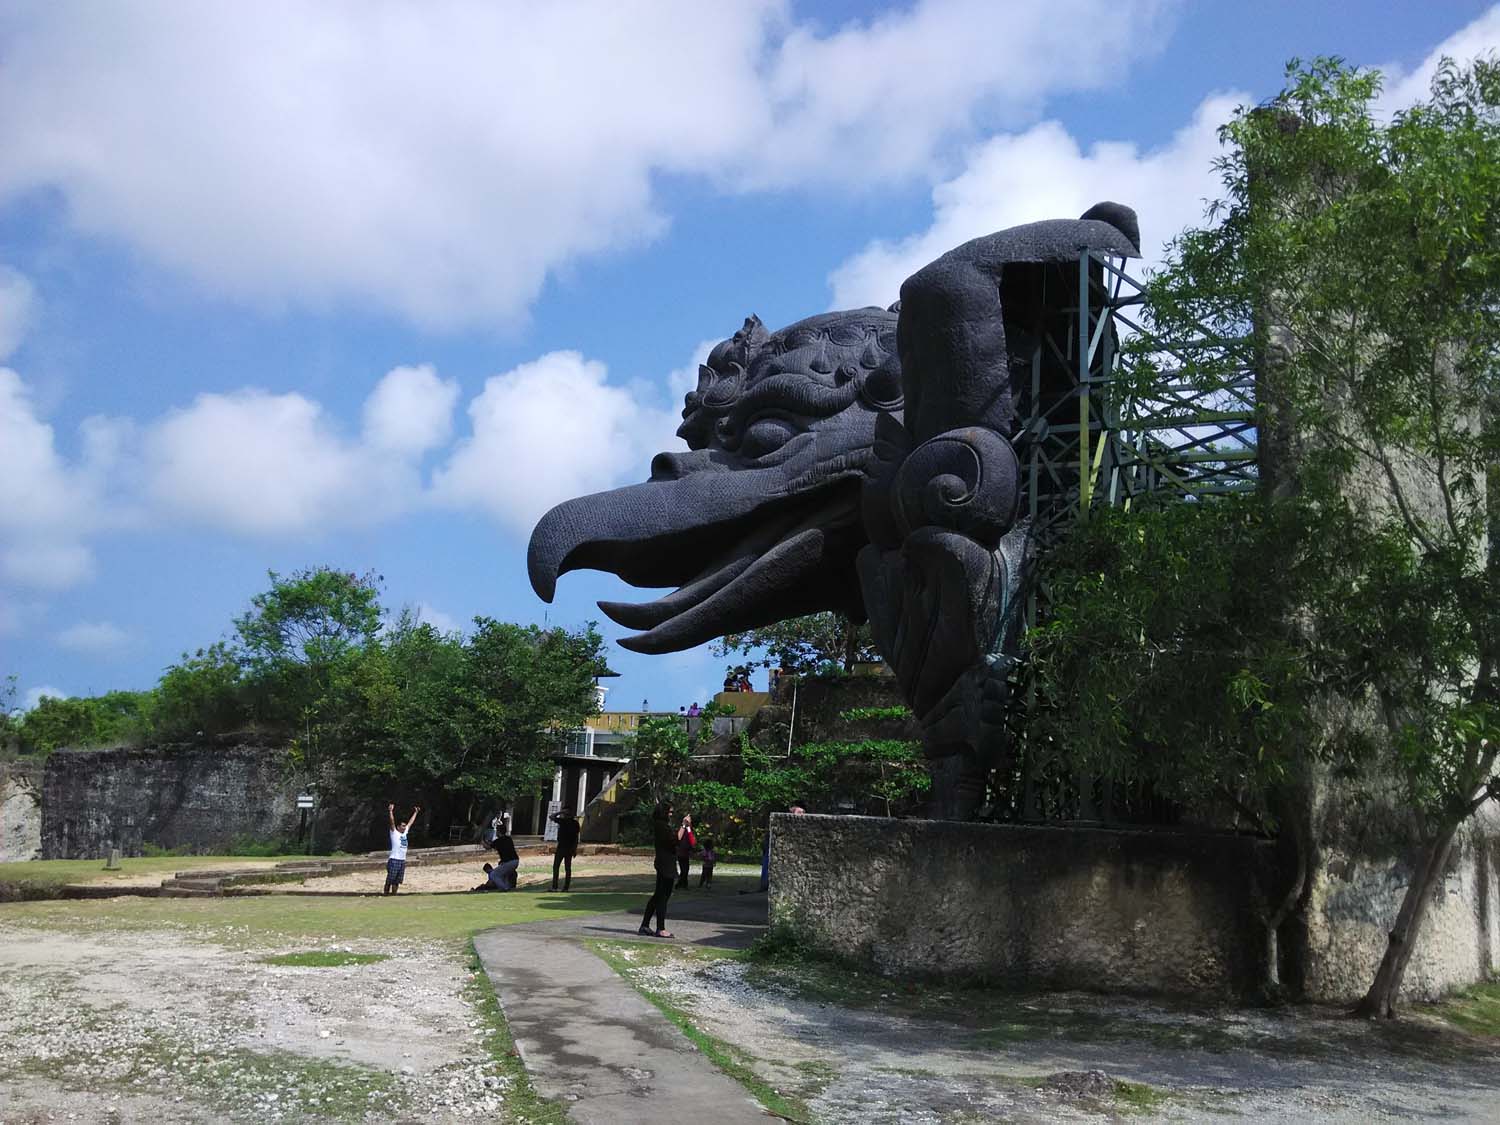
[3, 1, 1498, 715]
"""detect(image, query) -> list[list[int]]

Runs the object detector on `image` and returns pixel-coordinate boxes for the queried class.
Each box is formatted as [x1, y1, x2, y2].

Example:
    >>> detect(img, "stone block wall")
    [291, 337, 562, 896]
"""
[41, 742, 304, 859]
[769, 813, 1272, 998]
[0, 760, 43, 861]
[1297, 804, 1500, 1002]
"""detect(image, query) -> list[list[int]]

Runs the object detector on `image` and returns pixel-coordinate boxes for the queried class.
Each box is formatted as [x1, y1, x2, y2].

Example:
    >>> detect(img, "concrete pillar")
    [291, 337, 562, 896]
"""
[575, 767, 587, 814]
[551, 767, 564, 803]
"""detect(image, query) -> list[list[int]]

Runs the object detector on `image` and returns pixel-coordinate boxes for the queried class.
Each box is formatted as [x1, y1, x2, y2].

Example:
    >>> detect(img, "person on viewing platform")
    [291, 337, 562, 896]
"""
[550, 807, 580, 891]
[383, 803, 419, 895]
[687, 701, 701, 717]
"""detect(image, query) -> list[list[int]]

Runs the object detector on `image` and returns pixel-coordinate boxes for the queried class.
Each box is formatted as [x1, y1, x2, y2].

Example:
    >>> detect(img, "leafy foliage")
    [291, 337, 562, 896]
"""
[7, 568, 605, 839]
[16, 690, 154, 754]
[329, 613, 604, 808]
[1038, 55, 1500, 1013]
[714, 612, 880, 676]
[627, 700, 731, 803]
[676, 728, 929, 847]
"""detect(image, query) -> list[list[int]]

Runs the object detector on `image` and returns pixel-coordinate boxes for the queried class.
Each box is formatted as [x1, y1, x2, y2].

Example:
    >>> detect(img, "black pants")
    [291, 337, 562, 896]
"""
[699, 863, 714, 887]
[641, 873, 674, 932]
[552, 851, 573, 890]
[676, 854, 691, 888]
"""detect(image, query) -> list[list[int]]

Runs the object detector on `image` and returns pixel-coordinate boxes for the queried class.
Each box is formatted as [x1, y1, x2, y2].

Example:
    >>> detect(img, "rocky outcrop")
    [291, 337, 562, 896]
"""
[41, 741, 306, 859]
[0, 760, 43, 861]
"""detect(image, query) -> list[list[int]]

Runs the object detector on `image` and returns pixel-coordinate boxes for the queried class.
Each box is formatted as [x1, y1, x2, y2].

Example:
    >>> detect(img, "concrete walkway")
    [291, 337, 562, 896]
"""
[473, 891, 772, 1124]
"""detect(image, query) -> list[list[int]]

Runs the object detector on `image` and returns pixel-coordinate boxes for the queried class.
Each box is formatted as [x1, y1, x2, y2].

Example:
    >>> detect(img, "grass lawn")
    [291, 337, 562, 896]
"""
[0, 884, 645, 942]
[0, 854, 304, 894]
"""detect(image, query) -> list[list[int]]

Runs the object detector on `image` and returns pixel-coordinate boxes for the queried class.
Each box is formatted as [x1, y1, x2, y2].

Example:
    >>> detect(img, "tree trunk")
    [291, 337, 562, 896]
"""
[1259, 816, 1308, 1000]
[1353, 819, 1462, 1019]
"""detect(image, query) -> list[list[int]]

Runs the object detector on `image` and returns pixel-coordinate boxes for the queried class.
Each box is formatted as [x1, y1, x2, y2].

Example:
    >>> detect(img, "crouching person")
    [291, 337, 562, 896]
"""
[471, 860, 518, 892]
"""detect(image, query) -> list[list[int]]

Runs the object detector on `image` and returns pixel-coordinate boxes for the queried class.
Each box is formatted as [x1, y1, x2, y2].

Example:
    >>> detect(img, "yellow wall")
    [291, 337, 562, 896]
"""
[711, 691, 770, 717]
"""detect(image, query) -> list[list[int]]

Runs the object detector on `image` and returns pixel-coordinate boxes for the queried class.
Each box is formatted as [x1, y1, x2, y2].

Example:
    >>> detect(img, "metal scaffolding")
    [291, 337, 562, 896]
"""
[996, 249, 1258, 824]
[1015, 249, 1258, 553]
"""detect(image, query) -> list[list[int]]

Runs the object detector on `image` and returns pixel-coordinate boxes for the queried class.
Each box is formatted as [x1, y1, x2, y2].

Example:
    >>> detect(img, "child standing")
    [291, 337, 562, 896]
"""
[384, 803, 420, 895]
[698, 836, 717, 889]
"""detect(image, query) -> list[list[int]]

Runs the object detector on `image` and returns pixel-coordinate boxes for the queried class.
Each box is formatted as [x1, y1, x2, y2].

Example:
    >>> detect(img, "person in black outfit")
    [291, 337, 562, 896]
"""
[638, 800, 677, 938]
[491, 828, 520, 889]
[550, 807, 580, 891]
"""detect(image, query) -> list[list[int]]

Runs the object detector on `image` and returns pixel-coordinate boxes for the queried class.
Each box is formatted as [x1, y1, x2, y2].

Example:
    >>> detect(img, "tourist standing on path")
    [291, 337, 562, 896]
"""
[638, 801, 678, 938]
[384, 803, 419, 895]
[674, 813, 696, 888]
[550, 807, 580, 891]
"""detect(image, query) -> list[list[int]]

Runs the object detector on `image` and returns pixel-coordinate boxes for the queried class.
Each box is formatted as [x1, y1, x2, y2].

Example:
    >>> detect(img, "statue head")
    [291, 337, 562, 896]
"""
[527, 306, 902, 653]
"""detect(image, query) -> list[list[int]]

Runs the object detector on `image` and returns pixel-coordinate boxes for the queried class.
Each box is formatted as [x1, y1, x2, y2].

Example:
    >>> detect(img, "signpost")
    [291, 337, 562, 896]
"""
[297, 792, 316, 854]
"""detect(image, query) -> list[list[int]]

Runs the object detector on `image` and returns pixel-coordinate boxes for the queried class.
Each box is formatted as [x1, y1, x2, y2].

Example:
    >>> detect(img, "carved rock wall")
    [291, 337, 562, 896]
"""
[1295, 791, 1500, 1002]
[0, 760, 43, 862]
[41, 742, 305, 859]
[770, 813, 1270, 998]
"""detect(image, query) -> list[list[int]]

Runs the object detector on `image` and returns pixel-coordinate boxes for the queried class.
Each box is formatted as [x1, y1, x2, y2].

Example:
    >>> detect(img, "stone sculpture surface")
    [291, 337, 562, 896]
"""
[529, 204, 1140, 818]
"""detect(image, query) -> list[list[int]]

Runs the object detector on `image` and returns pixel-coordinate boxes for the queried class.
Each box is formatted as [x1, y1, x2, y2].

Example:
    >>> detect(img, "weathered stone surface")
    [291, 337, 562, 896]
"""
[0, 760, 43, 861]
[41, 742, 303, 859]
[769, 813, 1270, 998]
[1297, 799, 1500, 1002]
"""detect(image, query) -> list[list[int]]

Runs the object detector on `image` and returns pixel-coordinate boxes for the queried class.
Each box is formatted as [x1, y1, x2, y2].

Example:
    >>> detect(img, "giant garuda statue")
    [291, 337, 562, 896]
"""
[529, 204, 1140, 818]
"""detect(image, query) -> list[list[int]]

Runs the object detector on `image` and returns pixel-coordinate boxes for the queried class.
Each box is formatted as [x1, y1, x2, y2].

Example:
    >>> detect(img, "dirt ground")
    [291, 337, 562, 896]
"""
[301, 854, 687, 894]
[0, 925, 508, 1123]
[603, 942, 1500, 1123]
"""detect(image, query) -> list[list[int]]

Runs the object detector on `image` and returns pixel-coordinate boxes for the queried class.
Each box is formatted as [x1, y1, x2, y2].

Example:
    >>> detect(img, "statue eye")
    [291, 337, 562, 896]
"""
[741, 417, 799, 458]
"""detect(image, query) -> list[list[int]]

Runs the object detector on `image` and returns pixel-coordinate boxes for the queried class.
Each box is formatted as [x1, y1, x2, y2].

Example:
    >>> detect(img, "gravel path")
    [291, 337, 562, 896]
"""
[0, 924, 510, 1122]
[608, 948, 1500, 1122]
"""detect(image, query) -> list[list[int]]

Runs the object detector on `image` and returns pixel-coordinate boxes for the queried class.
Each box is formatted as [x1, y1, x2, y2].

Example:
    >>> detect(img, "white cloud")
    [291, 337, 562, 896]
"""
[750, 0, 1176, 190]
[0, 368, 130, 590]
[143, 366, 449, 536]
[412, 602, 462, 635]
[432, 350, 681, 535]
[56, 620, 129, 656]
[1380, 6, 1500, 112]
[829, 92, 1243, 309]
[21, 684, 64, 711]
[2, 543, 95, 590]
[362, 364, 459, 455]
[0, 1, 1175, 329]
[827, 5, 1500, 310]
[0, 266, 35, 360]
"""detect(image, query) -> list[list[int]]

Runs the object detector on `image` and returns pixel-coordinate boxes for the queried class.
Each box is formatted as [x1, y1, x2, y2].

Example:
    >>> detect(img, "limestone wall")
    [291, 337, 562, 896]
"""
[0, 760, 43, 861]
[41, 742, 304, 859]
[1298, 805, 1500, 1003]
[769, 813, 1271, 998]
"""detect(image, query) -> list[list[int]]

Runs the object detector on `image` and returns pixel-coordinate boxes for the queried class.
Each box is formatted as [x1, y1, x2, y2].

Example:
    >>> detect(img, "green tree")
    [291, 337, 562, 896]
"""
[676, 707, 929, 846]
[151, 642, 251, 740]
[628, 700, 730, 803]
[1039, 55, 1500, 1016]
[234, 567, 384, 791]
[714, 612, 880, 677]
[16, 690, 155, 753]
[331, 614, 604, 822]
